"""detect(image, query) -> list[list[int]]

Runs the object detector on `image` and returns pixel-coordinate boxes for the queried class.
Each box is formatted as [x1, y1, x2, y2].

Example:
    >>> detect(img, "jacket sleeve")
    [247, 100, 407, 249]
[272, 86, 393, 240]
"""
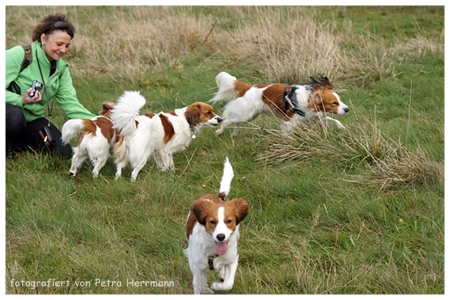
[55, 67, 96, 119]
[5, 45, 26, 108]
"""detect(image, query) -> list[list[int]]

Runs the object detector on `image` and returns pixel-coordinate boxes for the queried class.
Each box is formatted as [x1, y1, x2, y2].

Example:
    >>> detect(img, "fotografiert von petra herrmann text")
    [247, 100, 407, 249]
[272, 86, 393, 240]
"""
[9, 278, 176, 290]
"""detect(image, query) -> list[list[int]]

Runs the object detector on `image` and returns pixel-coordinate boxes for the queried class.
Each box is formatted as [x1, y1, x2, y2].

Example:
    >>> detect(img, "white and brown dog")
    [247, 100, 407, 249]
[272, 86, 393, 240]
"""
[111, 91, 222, 181]
[61, 102, 116, 178]
[184, 157, 248, 294]
[209, 71, 349, 136]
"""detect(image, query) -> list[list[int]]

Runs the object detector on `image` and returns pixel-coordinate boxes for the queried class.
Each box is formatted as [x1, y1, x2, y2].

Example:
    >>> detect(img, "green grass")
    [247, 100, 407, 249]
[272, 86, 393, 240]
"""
[4, 6, 444, 294]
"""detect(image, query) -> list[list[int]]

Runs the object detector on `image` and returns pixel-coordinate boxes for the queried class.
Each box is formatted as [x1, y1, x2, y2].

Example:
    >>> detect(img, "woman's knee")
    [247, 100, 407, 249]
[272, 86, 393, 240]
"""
[6, 104, 26, 135]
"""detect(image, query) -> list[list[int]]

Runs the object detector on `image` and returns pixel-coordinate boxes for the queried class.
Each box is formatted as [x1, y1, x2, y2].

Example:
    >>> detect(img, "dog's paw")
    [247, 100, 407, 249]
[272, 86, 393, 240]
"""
[201, 287, 214, 294]
[211, 281, 233, 292]
[335, 120, 346, 129]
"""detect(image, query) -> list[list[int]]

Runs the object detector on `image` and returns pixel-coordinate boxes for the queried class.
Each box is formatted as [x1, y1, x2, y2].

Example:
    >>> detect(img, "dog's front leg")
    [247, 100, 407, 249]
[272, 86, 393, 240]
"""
[155, 149, 171, 171]
[211, 254, 239, 292]
[231, 123, 243, 137]
[320, 116, 345, 129]
[167, 153, 175, 172]
[215, 118, 233, 136]
[192, 267, 213, 294]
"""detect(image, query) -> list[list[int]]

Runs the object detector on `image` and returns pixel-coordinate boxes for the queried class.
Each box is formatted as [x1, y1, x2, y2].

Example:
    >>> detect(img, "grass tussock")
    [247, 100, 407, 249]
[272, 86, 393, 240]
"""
[257, 118, 443, 190]
[71, 12, 216, 82]
[339, 34, 397, 87]
[391, 36, 444, 57]
[218, 15, 342, 83]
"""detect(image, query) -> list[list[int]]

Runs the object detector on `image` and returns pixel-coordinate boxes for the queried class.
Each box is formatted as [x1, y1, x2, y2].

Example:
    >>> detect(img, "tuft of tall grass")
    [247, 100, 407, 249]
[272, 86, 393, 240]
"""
[391, 36, 444, 58]
[218, 14, 342, 83]
[339, 33, 397, 87]
[256, 116, 443, 191]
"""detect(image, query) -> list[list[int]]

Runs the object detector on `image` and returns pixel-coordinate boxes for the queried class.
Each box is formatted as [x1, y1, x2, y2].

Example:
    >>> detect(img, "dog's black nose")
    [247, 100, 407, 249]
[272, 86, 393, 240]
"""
[217, 117, 223, 123]
[216, 233, 225, 241]
[344, 107, 350, 113]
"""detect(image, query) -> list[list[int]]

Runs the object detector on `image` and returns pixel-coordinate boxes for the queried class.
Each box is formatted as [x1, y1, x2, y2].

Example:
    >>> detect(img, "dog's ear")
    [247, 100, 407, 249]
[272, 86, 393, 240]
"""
[310, 85, 325, 105]
[229, 198, 248, 225]
[191, 198, 209, 225]
[185, 103, 201, 128]
[100, 102, 115, 114]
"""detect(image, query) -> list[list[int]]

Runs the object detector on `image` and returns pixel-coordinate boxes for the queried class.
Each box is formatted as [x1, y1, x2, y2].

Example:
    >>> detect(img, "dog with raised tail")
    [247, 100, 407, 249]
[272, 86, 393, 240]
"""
[61, 102, 116, 178]
[111, 91, 222, 181]
[209, 71, 349, 136]
[184, 157, 249, 294]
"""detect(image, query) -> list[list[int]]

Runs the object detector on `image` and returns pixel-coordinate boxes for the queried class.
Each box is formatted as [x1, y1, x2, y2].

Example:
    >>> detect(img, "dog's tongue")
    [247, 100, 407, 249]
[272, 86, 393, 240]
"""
[215, 241, 228, 256]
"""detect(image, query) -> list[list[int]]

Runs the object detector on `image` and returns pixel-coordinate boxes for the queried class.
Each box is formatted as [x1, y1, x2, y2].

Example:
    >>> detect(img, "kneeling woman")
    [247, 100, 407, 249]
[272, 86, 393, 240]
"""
[5, 13, 95, 157]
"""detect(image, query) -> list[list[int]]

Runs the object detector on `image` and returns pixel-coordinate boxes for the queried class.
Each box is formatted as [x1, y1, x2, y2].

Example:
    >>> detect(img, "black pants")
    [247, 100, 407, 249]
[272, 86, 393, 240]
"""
[5, 104, 72, 158]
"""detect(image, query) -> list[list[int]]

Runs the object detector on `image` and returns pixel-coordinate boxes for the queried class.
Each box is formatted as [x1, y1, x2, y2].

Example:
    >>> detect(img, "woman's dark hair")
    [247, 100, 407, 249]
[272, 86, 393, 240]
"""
[32, 14, 75, 42]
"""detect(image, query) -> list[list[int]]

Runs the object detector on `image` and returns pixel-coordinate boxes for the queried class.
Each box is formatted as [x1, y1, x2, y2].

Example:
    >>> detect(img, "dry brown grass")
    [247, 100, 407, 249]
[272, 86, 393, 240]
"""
[7, 6, 442, 88]
[216, 11, 342, 83]
[257, 118, 443, 191]
[339, 34, 397, 87]
[69, 8, 217, 82]
[391, 36, 444, 57]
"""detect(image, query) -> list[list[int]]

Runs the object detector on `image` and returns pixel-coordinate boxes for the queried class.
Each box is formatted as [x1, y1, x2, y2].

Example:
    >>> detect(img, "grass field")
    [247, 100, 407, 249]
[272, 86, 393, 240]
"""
[3, 6, 444, 295]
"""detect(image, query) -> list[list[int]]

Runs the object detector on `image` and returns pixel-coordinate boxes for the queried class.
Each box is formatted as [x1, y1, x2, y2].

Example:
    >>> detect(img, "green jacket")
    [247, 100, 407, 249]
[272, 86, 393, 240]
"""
[5, 42, 96, 122]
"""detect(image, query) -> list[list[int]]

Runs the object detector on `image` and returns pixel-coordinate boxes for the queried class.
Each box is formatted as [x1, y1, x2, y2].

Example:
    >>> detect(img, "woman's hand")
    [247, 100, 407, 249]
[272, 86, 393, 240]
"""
[22, 89, 42, 104]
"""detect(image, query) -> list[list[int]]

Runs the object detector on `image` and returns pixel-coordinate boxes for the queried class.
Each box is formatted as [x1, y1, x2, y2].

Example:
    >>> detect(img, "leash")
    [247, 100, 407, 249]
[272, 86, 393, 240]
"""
[283, 85, 306, 117]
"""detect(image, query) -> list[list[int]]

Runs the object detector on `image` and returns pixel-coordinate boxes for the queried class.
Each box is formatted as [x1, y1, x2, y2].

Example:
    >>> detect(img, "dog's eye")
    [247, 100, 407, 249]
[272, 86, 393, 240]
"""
[225, 219, 233, 224]
[209, 220, 217, 225]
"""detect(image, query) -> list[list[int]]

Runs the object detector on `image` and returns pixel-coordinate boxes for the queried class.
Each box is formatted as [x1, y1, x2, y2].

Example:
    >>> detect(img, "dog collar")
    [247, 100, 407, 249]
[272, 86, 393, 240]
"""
[284, 85, 306, 117]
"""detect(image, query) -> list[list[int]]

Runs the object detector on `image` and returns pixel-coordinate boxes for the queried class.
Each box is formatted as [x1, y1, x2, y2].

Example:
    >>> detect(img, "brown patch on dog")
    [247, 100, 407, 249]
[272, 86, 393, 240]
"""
[113, 135, 127, 165]
[159, 114, 175, 144]
[99, 102, 115, 115]
[234, 80, 252, 97]
[261, 83, 294, 121]
[234, 81, 295, 121]
[94, 117, 115, 143]
[81, 119, 97, 135]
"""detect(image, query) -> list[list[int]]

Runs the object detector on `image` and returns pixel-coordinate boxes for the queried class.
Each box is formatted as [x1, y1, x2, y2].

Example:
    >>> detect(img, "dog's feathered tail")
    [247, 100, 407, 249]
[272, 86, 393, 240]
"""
[61, 119, 89, 145]
[111, 91, 146, 137]
[218, 157, 234, 199]
[209, 72, 239, 104]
